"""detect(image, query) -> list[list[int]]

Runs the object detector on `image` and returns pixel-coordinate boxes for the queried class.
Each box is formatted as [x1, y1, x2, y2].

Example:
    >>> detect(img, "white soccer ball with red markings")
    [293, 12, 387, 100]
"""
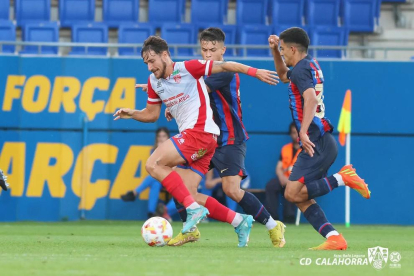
[141, 217, 173, 247]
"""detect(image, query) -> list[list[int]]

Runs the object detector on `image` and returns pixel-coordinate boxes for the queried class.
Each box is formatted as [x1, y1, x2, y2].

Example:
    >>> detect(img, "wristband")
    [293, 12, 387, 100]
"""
[247, 67, 258, 77]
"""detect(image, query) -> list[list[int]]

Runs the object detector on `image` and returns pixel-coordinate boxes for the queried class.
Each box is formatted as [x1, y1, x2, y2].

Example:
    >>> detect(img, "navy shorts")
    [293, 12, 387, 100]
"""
[289, 132, 338, 183]
[210, 142, 247, 179]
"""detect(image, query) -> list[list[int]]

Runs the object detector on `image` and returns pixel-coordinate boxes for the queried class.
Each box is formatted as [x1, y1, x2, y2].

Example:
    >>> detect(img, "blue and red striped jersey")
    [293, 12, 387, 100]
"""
[287, 55, 333, 143]
[204, 72, 249, 146]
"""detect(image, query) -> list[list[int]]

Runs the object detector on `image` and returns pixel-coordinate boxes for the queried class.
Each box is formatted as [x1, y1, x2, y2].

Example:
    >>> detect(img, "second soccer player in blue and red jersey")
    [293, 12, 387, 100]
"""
[269, 27, 371, 250]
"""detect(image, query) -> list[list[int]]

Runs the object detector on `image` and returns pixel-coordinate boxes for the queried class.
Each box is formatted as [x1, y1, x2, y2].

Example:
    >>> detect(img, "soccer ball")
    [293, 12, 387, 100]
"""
[141, 217, 173, 247]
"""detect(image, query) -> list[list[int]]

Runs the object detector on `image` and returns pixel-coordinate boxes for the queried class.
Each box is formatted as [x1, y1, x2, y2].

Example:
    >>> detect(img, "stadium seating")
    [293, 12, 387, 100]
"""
[237, 0, 268, 25]
[70, 23, 108, 56]
[191, 0, 227, 25]
[59, 0, 95, 28]
[197, 24, 237, 56]
[161, 24, 197, 56]
[238, 25, 272, 57]
[21, 22, 59, 54]
[148, 0, 185, 26]
[0, 0, 9, 20]
[118, 23, 155, 56]
[273, 25, 309, 37]
[342, 0, 377, 32]
[15, 0, 51, 27]
[270, 0, 304, 26]
[103, 0, 139, 28]
[0, 20, 16, 54]
[310, 27, 349, 58]
[306, 0, 340, 27]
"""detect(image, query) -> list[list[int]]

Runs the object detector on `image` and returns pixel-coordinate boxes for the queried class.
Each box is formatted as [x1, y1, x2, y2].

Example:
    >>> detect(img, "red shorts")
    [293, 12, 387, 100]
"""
[171, 129, 218, 176]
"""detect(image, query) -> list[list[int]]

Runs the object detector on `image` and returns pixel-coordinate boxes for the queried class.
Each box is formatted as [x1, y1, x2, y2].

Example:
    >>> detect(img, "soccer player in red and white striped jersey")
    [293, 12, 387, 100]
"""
[114, 36, 278, 246]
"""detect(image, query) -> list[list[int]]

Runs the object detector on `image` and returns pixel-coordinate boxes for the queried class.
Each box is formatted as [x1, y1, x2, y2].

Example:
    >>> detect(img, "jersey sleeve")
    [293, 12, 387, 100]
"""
[146, 77, 162, 105]
[204, 72, 234, 92]
[290, 66, 314, 95]
[184, 59, 213, 79]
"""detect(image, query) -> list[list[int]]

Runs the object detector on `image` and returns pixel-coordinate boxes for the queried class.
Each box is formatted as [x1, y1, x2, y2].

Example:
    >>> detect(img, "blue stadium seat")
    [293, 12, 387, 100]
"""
[21, 22, 59, 54]
[342, 0, 376, 32]
[70, 23, 108, 56]
[103, 0, 139, 28]
[237, 0, 268, 25]
[197, 24, 237, 56]
[59, 0, 95, 28]
[191, 0, 226, 25]
[15, 0, 51, 27]
[0, 20, 16, 54]
[161, 24, 197, 57]
[310, 27, 349, 58]
[118, 23, 155, 56]
[270, 0, 304, 26]
[238, 25, 272, 57]
[148, 0, 184, 26]
[306, 0, 340, 27]
[0, 0, 10, 20]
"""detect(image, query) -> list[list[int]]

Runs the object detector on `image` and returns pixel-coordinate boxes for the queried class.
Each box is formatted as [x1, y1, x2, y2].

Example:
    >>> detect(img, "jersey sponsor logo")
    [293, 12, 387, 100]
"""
[191, 148, 207, 161]
[157, 80, 162, 88]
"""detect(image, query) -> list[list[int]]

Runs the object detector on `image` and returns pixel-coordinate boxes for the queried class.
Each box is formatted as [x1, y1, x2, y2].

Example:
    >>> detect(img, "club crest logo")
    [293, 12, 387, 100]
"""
[173, 74, 181, 84]
[368, 246, 388, 270]
[191, 148, 207, 161]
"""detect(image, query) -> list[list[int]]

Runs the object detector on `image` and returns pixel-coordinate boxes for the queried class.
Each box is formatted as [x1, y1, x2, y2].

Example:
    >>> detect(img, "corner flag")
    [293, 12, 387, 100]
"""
[337, 90, 352, 146]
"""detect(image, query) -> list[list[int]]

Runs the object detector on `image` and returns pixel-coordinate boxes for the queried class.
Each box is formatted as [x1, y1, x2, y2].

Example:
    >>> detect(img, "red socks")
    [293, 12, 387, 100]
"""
[205, 196, 236, 224]
[161, 171, 195, 208]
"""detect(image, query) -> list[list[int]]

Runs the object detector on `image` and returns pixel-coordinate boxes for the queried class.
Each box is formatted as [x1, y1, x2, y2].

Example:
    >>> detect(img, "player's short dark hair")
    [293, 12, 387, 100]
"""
[279, 27, 310, 53]
[289, 122, 297, 134]
[141, 36, 170, 58]
[199, 27, 226, 44]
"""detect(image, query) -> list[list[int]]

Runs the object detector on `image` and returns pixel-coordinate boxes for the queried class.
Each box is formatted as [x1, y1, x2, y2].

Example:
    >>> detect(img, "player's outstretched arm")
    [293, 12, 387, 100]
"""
[269, 35, 290, 83]
[113, 104, 161, 123]
[211, 61, 279, 85]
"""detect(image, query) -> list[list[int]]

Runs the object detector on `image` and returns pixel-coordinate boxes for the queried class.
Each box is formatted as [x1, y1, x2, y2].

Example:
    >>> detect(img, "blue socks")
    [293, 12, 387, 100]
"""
[173, 198, 187, 222]
[303, 203, 336, 238]
[306, 175, 339, 199]
[238, 191, 271, 225]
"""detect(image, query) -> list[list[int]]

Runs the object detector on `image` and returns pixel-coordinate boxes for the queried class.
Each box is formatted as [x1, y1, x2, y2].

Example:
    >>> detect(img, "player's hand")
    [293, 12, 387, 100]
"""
[268, 35, 280, 51]
[113, 108, 134, 120]
[135, 84, 148, 92]
[256, 69, 280, 85]
[299, 131, 315, 157]
[165, 108, 173, 121]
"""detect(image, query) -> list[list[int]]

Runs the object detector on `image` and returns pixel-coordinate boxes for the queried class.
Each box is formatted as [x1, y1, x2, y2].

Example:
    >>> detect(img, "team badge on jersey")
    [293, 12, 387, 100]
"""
[173, 74, 181, 84]
[191, 148, 207, 161]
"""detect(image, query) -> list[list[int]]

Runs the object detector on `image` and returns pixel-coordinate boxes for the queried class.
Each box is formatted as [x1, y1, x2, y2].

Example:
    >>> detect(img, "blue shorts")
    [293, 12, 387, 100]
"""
[289, 132, 337, 183]
[209, 142, 247, 179]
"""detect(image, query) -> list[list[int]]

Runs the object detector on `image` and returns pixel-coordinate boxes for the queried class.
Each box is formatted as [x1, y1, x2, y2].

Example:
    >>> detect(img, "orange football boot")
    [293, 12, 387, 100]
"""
[338, 165, 371, 199]
[310, 234, 348, 250]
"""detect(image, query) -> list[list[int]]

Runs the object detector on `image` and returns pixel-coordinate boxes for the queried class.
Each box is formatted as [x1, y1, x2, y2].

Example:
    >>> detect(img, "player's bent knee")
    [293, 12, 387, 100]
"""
[145, 159, 157, 176]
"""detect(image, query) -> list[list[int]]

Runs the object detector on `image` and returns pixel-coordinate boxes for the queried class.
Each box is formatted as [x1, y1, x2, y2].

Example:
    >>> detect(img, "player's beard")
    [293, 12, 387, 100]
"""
[158, 60, 167, 79]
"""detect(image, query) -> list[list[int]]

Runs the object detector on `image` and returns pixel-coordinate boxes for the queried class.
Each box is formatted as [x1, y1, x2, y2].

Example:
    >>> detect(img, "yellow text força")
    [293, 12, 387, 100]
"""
[0, 142, 26, 196]
[71, 144, 118, 210]
[22, 75, 51, 113]
[79, 77, 110, 121]
[49, 77, 81, 113]
[2, 75, 26, 111]
[109, 145, 153, 199]
[26, 143, 74, 198]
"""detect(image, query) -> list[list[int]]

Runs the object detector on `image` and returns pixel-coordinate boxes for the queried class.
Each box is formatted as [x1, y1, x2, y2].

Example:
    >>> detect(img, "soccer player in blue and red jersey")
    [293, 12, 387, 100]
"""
[167, 28, 286, 247]
[269, 28, 371, 250]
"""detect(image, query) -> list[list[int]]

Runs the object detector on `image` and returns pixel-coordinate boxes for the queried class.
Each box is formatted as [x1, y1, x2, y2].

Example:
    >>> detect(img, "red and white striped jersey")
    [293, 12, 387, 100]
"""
[147, 60, 220, 135]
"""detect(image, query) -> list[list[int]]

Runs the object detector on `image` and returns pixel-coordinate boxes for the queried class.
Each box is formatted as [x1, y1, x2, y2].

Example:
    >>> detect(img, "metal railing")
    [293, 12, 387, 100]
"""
[1, 41, 414, 60]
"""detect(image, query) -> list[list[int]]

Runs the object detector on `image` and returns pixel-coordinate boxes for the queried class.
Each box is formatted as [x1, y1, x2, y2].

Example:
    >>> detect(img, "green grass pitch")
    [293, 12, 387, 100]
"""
[0, 221, 412, 276]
